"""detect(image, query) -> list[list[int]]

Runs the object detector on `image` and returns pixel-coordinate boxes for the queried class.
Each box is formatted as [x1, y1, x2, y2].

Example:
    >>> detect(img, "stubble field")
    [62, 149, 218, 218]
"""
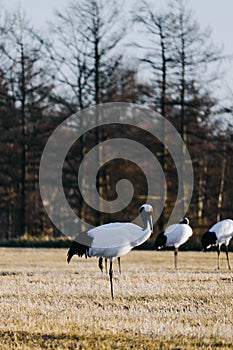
[0, 248, 233, 349]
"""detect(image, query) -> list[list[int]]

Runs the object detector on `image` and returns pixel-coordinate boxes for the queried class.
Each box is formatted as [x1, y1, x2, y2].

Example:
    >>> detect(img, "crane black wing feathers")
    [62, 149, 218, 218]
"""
[201, 231, 217, 251]
[154, 232, 167, 250]
[67, 240, 88, 263]
[67, 231, 93, 263]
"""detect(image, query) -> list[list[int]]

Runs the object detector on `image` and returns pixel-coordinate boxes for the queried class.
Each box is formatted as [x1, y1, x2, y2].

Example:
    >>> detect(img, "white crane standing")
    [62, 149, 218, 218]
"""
[154, 218, 193, 268]
[201, 219, 233, 270]
[67, 204, 153, 299]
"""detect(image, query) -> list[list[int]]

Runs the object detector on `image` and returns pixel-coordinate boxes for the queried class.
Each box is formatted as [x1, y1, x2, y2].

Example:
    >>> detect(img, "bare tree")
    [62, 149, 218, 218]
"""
[167, 0, 223, 217]
[0, 9, 54, 237]
[42, 0, 126, 226]
[133, 1, 173, 230]
[133, 0, 225, 231]
[42, 0, 125, 110]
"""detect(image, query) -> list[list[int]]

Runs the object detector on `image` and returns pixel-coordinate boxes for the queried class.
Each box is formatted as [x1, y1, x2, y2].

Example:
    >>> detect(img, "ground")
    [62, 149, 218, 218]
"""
[0, 248, 233, 349]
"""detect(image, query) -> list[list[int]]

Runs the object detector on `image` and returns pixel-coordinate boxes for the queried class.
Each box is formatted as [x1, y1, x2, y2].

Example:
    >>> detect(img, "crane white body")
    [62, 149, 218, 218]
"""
[88, 222, 150, 258]
[209, 219, 233, 247]
[202, 219, 233, 270]
[67, 204, 153, 299]
[154, 218, 193, 268]
[163, 223, 193, 248]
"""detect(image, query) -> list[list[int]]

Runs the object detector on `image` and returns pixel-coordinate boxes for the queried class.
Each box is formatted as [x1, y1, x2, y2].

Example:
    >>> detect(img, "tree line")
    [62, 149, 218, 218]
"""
[0, 0, 232, 244]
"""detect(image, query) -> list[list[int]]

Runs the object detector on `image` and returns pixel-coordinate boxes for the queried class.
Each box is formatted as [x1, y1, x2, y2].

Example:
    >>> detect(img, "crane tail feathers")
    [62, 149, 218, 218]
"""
[154, 232, 167, 250]
[67, 241, 88, 263]
[201, 231, 217, 251]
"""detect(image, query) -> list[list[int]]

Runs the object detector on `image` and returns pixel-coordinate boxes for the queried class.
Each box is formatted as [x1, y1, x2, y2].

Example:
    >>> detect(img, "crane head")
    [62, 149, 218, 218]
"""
[139, 204, 153, 214]
[180, 217, 189, 225]
[139, 204, 153, 232]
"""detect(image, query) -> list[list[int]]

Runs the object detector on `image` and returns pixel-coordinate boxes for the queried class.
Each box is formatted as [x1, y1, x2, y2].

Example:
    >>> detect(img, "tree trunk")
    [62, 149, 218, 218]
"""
[217, 145, 227, 221]
[159, 22, 167, 231]
[19, 42, 27, 237]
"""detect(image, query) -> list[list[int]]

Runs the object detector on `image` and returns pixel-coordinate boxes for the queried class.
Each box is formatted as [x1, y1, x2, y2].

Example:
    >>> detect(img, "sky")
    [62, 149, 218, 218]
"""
[3, 0, 233, 101]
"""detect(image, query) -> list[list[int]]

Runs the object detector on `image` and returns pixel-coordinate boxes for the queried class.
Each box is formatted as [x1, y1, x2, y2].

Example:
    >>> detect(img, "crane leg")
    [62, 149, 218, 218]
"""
[217, 245, 220, 270]
[109, 258, 114, 300]
[225, 245, 231, 270]
[98, 257, 103, 273]
[105, 258, 108, 274]
[174, 248, 178, 269]
[117, 257, 121, 274]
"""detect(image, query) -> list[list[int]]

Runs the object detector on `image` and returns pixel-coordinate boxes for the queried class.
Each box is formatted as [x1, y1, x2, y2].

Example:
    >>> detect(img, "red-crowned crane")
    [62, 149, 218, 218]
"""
[154, 217, 193, 268]
[67, 204, 153, 299]
[201, 219, 233, 270]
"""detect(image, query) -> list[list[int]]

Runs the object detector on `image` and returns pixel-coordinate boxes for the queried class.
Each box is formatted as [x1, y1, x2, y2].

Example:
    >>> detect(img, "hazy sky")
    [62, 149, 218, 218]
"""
[4, 0, 232, 47]
[3, 0, 233, 99]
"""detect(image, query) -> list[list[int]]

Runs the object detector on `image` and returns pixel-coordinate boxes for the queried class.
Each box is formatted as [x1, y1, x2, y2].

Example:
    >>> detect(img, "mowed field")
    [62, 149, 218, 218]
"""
[0, 248, 233, 349]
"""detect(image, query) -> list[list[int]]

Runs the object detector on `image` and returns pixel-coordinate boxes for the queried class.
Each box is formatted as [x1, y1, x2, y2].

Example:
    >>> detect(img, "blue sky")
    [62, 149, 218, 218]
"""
[4, 0, 233, 100]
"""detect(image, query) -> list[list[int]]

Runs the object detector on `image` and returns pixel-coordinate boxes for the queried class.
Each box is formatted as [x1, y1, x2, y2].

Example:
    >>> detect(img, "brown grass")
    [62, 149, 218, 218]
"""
[0, 248, 233, 349]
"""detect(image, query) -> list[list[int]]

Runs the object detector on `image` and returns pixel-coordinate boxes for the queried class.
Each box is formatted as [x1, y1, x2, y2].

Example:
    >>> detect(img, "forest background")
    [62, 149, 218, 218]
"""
[0, 0, 232, 248]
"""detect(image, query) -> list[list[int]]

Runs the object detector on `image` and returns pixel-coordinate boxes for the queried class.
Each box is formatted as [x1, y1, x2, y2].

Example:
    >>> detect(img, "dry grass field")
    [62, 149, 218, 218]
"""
[0, 248, 233, 349]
